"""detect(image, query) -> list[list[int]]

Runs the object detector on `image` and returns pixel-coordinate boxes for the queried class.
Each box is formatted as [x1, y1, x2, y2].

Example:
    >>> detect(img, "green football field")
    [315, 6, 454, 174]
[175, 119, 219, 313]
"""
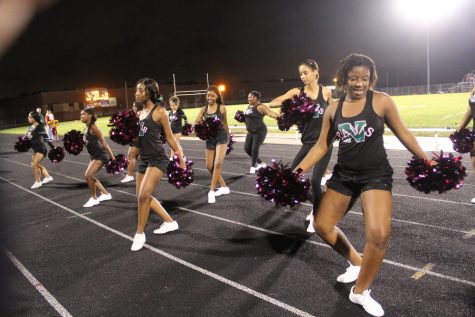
[1, 92, 471, 136]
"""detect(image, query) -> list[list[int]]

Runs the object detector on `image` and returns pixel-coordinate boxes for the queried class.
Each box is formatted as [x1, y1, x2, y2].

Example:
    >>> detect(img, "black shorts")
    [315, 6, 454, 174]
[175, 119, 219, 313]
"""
[326, 162, 393, 197]
[171, 125, 182, 134]
[206, 130, 228, 150]
[90, 154, 108, 165]
[137, 157, 169, 174]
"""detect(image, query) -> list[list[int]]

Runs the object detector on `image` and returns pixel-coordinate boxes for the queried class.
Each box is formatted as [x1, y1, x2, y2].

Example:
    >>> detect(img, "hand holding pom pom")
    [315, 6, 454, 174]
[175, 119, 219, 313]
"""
[181, 123, 193, 136]
[63, 130, 85, 155]
[105, 154, 128, 175]
[226, 134, 236, 155]
[234, 110, 246, 123]
[194, 117, 223, 141]
[256, 161, 310, 207]
[449, 128, 475, 154]
[14, 136, 32, 152]
[405, 151, 466, 194]
[48, 146, 65, 163]
[166, 154, 194, 189]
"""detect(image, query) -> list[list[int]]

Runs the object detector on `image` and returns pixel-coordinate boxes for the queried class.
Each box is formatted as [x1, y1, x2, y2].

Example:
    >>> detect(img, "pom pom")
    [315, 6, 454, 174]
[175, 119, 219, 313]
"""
[63, 130, 85, 155]
[47, 146, 65, 163]
[194, 117, 223, 141]
[255, 161, 310, 207]
[405, 151, 466, 194]
[14, 136, 32, 152]
[181, 122, 193, 136]
[226, 134, 236, 155]
[234, 110, 246, 123]
[449, 128, 475, 154]
[278, 91, 317, 131]
[105, 154, 128, 175]
[108, 110, 139, 146]
[166, 154, 194, 189]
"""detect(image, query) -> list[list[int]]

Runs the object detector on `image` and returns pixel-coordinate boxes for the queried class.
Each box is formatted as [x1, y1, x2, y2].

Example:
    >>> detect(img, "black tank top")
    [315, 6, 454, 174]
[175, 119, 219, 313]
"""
[28, 124, 50, 152]
[334, 90, 387, 172]
[169, 108, 187, 131]
[84, 127, 107, 157]
[138, 105, 167, 160]
[244, 104, 266, 132]
[469, 93, 475, 123]
[204, 104, 227, 138]
[300, 85, 329, 144]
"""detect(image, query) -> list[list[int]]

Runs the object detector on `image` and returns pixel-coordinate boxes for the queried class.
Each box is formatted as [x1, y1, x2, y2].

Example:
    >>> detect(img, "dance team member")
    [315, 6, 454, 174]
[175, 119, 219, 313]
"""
[243, 90, 279, 173]
[131, 78, 186, 251]
[27, 111, 54, 189]
[121, 102, 143, 183]
[269, 59, 333, 232]
[80, 108, 115, 207]
[168, 95, 187, 158]
[193, 85, 230, 204]
[296, 54, 431, 316]
[457, 86, 475, 203]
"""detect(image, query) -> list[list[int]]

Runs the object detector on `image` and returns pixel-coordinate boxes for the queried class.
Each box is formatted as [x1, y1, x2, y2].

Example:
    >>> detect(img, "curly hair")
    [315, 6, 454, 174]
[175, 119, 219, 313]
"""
[335, 54, 378, 90]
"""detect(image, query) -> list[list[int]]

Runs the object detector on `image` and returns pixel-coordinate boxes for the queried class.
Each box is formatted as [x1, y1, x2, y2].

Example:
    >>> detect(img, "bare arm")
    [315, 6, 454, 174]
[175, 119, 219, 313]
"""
[294, 102, 337, 172]
[220, 105, 230, 135]
[323, 86, 333, 105]
[379, 93, 430, 161]
[193, 106, 206, 124]
[155, 108, 185, 168]
[267, 88, 300, 108]
[257, 104, 279, 119]
[91, 124, 115, 160]
[459, 106, 472, 130]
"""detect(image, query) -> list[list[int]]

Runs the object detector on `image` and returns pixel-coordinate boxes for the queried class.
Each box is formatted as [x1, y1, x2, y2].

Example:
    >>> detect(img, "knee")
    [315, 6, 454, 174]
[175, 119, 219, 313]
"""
[366, 227, 391, 250]
[214, 162, 223, 170]
[84, 173, 94, 181]
[206, 164, 213, 173]
[138, 192, 151, 204]
[314, 219, 332, 239]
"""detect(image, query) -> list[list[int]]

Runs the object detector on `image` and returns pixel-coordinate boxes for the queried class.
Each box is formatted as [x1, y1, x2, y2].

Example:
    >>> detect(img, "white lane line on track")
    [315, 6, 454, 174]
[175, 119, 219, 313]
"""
[1, 158, 472, 236]
[4, 248, 73, 317]
[0, 177, 315, 317]
[2, 174, 475, 289]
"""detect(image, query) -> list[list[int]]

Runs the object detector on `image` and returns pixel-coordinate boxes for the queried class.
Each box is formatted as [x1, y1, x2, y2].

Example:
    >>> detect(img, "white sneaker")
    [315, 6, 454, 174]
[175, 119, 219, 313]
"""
[471, 197, 475, 204]
[153, 221, 179, 234]
[130, 233, 146, 251]
[42, 176, 53, 184]
[337, 262, 361, 283]
[305, 209, 313, 221]
[31, 182, 42, 189]
[83, 197, 99, 208]
[215, 187, 230, 196]
[349, 286, 385, 317]
[306, 217, 315, 233]
[121, 175, 134, 183]
[256, 162, 267, 170]
[97, 193, 112, 202]
[249, 167, 256, 174]
[208, 191, 216, 203]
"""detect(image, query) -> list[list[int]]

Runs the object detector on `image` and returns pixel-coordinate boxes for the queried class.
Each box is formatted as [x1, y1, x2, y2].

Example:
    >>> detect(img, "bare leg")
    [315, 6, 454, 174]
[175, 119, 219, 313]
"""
[126, 146, 139, 177]
[210, 144, 227, 190]
[31, 153, 45, 182]
[170, 133, 181, 158]
[84, 160, 106, 198]
[353, 190, 392, 294]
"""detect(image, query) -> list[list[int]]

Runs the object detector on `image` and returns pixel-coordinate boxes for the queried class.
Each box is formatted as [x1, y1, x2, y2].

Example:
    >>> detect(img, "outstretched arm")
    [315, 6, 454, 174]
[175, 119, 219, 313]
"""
[257, 104, 279, 119]
[267, 88, 300, 108]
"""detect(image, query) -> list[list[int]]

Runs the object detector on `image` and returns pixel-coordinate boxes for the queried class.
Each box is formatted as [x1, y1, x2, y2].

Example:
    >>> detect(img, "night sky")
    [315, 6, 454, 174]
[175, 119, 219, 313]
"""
[0, 0, 474, 99]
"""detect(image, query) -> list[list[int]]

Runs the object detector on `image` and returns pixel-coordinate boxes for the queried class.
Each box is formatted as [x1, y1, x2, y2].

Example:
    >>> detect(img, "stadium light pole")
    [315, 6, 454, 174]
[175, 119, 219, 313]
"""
[394, 0, 465, 94]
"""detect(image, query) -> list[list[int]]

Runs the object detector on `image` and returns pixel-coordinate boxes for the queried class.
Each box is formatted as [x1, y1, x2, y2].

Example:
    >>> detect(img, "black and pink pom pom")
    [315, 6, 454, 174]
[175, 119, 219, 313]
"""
[255, 161, 310, 207]
[166, 154, 194, 189]
[48, 146, 65, 163]
[108, 110, 139, 146]
[234, 110, 246, 123]
[405, 151, 466, 194]
[181, 122, 193, 136]
[105, 154, 128, 175]
[226, 134, 236, 155]
[194, 117, 223, 141]
[14, 136, 32, 152]
[449, 128, 475, 154]
[63, 130, 85, 155]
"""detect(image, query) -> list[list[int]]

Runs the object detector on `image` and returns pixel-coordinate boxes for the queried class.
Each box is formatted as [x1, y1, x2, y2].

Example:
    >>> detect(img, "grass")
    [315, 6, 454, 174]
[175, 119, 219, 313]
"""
[1, 92, 470, 136]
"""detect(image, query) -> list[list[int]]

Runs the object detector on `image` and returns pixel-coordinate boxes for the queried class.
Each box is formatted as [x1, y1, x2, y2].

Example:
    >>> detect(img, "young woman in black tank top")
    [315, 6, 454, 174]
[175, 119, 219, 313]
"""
[121, 102, 142, 183]
[295, 54, 431, 316]
[80, 108, 116, 208]
[244, 90, 279, 173]
[268, 59, 333, 232]
[457, 86, 475, 203]
[168, 95, 187, 159]
[193, 85, 230, 204]
[27, 111, 54, 189]
[131, 78, 186, 252]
